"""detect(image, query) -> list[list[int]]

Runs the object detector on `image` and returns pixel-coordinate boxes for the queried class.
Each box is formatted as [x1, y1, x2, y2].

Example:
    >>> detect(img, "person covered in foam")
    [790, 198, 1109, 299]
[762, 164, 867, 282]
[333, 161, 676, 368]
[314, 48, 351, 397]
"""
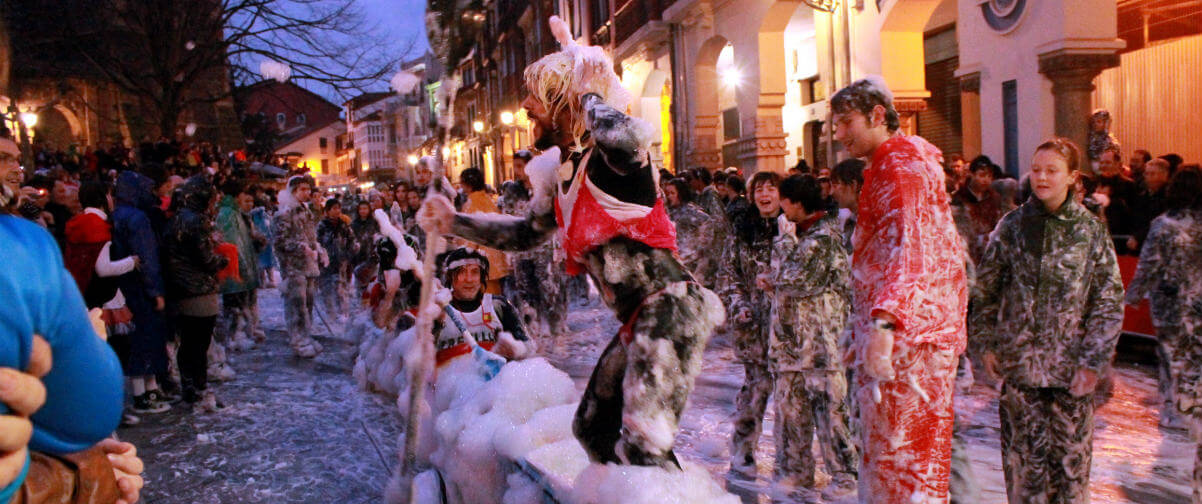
[420, 15, 724, 469]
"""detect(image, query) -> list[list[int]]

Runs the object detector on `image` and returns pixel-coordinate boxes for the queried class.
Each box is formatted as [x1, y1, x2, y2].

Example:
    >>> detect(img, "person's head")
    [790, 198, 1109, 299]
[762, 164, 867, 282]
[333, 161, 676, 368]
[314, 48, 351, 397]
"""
[0, 137, 21, 209]
[830, 158, 865, 210]
[222, 179, 253, 213]
[513, 150, 533, 182]
[381, 189, 394, 206]
[1159, 153, 1184, 173]
[441, 248, 489, 301]
[1143, 158, 1172, 194]
[830, 76, 899, 158]
[415, 163, 433, 186]
[459, 167, 485, 193]
[722, 175, 745, 201]
[690, 168, 711, 192]
[78, 180, 111, 213]
[968, 158, 996, 193]
[778, 174, 825, 223]
[748, 171, 782, 217]
[521, 25, 629, 152]
[369, 192, 383, 210]
[356, 200, 371, 219]
[1130, 149, 1152, 175]
[394, 181, 410, 202]
[1098, 147, 1122, 177]
[407, 190, 421, 210]
[1090, 109, 1111, 133]
[1164, 167, 1202, 211]
[1030, 137, 1082, 212]
[663, 178, 694, 208]
[816, 168, 832, 198]
[288, 174, 315, 204]
[1074, 172, 1096, 204]
[323, 198, 341, 219]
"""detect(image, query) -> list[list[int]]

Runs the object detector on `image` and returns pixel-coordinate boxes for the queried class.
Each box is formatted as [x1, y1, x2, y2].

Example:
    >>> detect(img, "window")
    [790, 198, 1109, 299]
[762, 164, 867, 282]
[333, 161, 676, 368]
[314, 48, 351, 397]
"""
[319, 137, 328, 151]
[1002, 80, 1019, 178]
[335, 137, 343, 151]
[276, 113, 286, 128]
[321, 159, 329, 174]
[297, 113, 306, 126]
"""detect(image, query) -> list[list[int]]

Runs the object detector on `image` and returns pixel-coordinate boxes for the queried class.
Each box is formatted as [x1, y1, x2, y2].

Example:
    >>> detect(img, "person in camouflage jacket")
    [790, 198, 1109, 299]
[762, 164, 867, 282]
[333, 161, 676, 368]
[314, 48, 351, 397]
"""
[1125, 169, 1202, 428]
[765, 174, 858, 491]
[971, 139, 1124, 504]
[497, 179, 569, 345]
[317, 198, 358, 321]
[665, 178, 718, 287]
[1122, 169, 1202, 503]
[717, 171, 780, 474]
[272, 175, 326, 358]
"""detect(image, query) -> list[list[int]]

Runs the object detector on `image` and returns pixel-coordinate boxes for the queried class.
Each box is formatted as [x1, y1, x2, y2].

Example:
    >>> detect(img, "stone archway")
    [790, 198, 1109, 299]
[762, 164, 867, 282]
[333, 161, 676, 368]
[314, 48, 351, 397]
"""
[637, 68, 673, 171]
[737, 0, 809, 175]
[34, 106, 81, 151]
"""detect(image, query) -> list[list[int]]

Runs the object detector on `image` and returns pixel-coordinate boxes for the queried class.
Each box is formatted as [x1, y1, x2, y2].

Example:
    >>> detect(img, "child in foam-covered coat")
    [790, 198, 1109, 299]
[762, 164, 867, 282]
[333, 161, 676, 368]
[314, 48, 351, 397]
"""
[971, 138, 1124, 504]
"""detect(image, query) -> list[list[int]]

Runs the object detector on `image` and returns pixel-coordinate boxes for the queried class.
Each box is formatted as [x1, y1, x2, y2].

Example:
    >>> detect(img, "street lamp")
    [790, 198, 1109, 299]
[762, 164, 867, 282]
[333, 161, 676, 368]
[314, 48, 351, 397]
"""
[499, 111, 514, 126]
[19, 111, 37, 128]
[407, 154, 419, 166]
[472, 120, 484, 133]
[721, 67, 741, 88]
[441, 146, 451, 158]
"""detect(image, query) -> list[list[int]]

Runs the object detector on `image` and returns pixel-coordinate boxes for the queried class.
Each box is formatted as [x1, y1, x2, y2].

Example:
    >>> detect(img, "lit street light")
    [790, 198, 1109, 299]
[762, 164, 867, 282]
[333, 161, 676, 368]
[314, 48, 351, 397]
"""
[473, 120, 484, 133]
[19, 111, 37, 128]
[721, 67, 741, 88]
[500, 111, 514, 126]
[441, 146, 451, 158]
[407, 154, 419, 166]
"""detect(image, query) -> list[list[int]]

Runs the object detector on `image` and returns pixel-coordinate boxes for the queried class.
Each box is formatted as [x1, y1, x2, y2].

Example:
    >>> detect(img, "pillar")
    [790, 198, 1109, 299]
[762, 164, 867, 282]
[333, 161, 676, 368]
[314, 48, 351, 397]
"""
[893, 97, 928, 137]
[1037, 49, 1120, 152]
[689, 113, 722, 171]
[958, 71, 981, 159]
[737, 92, 788, 176]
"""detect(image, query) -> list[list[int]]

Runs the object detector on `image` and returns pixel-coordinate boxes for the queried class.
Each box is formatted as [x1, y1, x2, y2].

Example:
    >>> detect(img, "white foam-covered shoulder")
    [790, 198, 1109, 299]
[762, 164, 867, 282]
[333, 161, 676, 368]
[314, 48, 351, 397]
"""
[373, 208, 422, 275]
[525, 146, 562, 215]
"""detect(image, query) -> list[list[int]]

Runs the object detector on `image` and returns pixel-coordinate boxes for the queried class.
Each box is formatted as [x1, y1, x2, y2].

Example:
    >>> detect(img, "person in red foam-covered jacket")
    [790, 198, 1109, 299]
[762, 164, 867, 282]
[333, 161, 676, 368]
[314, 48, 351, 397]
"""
[832, 76, 968, 503]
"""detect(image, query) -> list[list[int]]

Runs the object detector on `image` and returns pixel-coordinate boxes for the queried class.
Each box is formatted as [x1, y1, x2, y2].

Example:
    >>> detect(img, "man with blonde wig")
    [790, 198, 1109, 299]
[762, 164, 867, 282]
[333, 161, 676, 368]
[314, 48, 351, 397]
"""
[421, 16, 723, 468]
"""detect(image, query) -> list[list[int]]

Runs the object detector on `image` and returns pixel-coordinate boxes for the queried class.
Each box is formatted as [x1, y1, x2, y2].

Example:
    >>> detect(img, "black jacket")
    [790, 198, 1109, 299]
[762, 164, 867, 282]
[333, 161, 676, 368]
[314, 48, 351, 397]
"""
[162, 177, 228, 299]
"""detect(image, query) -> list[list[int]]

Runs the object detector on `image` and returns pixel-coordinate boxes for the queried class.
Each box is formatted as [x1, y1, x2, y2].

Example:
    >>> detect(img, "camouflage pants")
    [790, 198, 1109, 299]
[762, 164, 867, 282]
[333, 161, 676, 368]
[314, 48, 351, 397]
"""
[282, 275, 317, 348]
[730, 362, 774, 469]
[573, 283, 719, 468]
[999, 383, 1095, 504]
[1156, 324, 1182, 413]
[772, 370, 858, 484]
[318, 273, 349, 319]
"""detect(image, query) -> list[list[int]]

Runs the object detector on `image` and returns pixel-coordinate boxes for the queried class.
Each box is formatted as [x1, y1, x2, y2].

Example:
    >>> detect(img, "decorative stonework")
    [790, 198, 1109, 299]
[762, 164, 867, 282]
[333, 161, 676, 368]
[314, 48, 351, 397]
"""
[1038, 49, 1121, 152]
[893, 97, 927, 136]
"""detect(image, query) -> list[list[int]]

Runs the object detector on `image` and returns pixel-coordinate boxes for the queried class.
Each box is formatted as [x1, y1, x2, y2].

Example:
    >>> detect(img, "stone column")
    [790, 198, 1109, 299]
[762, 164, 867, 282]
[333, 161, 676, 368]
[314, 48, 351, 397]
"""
[736, 94, 788, 176]
[893, 97, 927, 136]
[958, 71, 982, 159]
[688, 113, 722, 171]
[1038, 49, 1120, 152]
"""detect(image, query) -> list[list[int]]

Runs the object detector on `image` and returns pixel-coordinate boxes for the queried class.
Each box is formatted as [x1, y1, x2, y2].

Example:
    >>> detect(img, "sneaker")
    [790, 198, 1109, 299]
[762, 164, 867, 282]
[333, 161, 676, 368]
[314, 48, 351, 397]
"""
[196, 390, 226, 413]
[146, 389, 182, 405]
[131, 393, 170, 414]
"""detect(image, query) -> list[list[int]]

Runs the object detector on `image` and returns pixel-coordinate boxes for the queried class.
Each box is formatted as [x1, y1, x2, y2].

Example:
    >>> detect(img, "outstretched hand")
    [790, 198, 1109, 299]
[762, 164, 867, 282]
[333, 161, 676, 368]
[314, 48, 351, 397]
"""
[418, 195, 454, 236]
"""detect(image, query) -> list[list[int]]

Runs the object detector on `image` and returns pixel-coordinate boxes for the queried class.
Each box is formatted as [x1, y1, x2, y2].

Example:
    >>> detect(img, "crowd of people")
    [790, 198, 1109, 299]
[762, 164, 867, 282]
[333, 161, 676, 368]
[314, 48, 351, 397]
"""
[3, 72, 1202, 503]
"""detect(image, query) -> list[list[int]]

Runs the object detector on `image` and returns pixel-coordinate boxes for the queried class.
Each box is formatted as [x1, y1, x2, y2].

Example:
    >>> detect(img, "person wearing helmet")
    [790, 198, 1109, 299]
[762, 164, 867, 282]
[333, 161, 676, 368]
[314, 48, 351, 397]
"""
[433, 248, 532, 367]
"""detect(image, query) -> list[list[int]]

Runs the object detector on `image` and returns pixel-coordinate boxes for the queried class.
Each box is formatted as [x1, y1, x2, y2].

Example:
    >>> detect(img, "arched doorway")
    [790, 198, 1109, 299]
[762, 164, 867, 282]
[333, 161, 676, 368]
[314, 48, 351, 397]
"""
[689, 35, 730, 172]
[33, 105, 81, 151]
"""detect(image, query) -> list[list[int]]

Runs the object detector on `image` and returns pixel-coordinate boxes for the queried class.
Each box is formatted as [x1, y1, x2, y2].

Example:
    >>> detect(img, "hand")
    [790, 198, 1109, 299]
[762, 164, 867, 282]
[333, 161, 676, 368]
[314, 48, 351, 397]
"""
[130, 255, 141, 269]
[418, 195, 455, 235]
[863, 318, 896, 381]
[154, 296, 165, 311]
[0, 335, 51, 491]
[1126, 237, 1139, 251]
[1070, 368, 1099, 397]
[981, 352, 1001, 381]
[97, 438, 143, 504]
[755, 273, 773, 292]
[383, 269, 402, 295]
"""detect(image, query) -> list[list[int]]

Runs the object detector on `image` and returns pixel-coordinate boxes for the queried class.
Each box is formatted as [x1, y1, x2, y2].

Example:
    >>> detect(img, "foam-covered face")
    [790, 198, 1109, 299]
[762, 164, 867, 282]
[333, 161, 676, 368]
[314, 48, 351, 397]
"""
[451, 264, 483, 300]
[0, 138, 21, 197]
[752, 182, 780, 217]
[1030, 149, 1074, 211]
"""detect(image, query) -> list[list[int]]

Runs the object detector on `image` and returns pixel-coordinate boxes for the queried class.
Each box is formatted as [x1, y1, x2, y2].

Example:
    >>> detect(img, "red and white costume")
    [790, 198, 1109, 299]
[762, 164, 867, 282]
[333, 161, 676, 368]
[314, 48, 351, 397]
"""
[851, 135, 968, 503]
[553, 149, 677, 276]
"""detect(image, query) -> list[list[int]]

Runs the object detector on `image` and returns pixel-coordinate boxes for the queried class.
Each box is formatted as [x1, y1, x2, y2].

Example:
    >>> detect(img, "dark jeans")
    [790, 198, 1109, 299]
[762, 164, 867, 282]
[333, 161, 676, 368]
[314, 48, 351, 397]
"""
[177, 315, 217, 394]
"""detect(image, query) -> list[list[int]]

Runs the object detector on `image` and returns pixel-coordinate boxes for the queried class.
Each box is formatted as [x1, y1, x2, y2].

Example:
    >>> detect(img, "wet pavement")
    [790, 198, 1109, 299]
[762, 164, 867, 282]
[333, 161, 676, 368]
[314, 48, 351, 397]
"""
[121, 288, 1193, 503]
[117, 287, 401, 504]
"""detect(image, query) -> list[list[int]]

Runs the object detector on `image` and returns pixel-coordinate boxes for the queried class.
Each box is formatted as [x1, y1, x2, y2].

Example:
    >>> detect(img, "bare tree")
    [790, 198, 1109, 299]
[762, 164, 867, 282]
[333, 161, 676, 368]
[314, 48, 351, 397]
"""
[48, 0, 412, 138]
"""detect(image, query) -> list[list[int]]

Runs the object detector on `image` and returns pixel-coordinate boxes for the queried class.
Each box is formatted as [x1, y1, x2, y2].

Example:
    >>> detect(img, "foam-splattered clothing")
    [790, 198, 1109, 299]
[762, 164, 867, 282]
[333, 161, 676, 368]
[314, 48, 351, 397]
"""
[273, 203, 323, 353]
[998, 384, 1095, 504]
[1126, 209, 1202, 413]
[447, 98, 722, 468]
[500, 193, 569, 340]
[769, 211, 857, 482]
[668, 201, 717, 287]
[851, 134, 968, 503]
